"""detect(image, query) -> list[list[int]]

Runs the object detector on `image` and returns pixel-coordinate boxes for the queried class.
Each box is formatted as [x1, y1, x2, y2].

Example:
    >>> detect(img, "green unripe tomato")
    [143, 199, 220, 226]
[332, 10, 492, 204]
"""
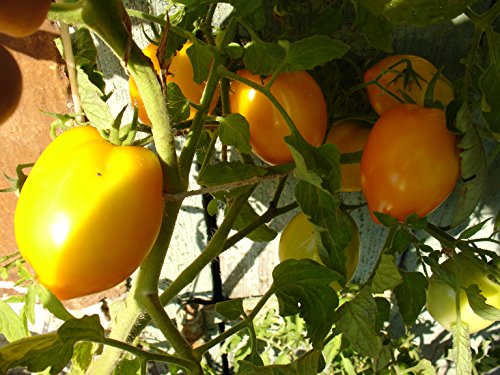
[426, 253, 500, 334]
[226, 42, 244, 60]
[278, 212, 360, 288]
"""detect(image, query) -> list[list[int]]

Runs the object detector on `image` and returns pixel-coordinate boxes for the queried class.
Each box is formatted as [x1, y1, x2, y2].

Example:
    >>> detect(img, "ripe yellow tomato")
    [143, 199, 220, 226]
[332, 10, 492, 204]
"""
[0, 0, 51, 38]
[229, 70, 327, 165]
[0, 44, 22, 124]
[364, 54, 455, 115]
[360, 104, 460, 223]
[326, 120, 371, 192]
[278, 212, 360, 288]
[15, 126, 164, 300]
[129, 42, 218, 125]
[427, 254, 500, 334]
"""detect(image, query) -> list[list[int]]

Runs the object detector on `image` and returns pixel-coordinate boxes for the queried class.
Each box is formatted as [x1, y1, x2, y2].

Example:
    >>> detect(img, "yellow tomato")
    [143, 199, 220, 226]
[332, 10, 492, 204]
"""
[326, 120, 371, 192]
[15, 126, 164, 300]
[427, 254, 500, 334]
[0, 0, 51, 38]
[0, 44, 22, 124]
[229, 70, 328, 165]
[129, 42, 218, 125]
[278, 212, 360, 288]
[364, 54, 455, 115]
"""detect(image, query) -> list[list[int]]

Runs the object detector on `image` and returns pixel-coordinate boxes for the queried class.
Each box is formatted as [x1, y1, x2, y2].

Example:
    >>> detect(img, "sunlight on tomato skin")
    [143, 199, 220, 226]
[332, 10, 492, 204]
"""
[427, 254, 500, 334]
[14, 126, 164, 300]
[360, 104, 460, 223]
[326, 120, 371, 192]
[364, 54, 455, 116]
[0, 0, 51, 38]
[129, 42, 218, 125]
[229, 70, 328, 165]
[278, 212, 360, 288]
[0, 45, 22, 124]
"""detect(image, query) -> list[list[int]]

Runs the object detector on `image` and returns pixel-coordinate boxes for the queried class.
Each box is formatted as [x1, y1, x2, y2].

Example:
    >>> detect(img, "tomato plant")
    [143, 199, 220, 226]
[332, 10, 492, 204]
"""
[14, 126, 164, 300]
[278, 212, 360, 284]
[129, 41, 218, 125]
[0, 44, 22, 124]
[363, 54, 455, 115]
[360, 103, 460, 223]
[325, 120, 371, 192]
[427, 253, 500, 334]
[0, 0, 52, 38]
[229, 69, 327, 165]
[1, 0, 499, 374]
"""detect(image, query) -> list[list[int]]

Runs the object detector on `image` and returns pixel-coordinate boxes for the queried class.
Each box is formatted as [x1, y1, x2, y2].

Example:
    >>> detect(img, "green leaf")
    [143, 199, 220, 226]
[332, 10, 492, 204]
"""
[287, 136, 342, 194]
[219, 113, 252, 154]
[35, 283, 74, 322]
[22, 284, 37, 327]
[229, 0, 263, 18]
[76, 66, 114, 130]
[70, 341, 94, 374]
[371, 254, 403, 294]
[464, 284, 500, 321]
[374, 297, 391, 332]
[197, 161, 268, 187]
[449, 102, 488, 227]
[451, 321, 472, 375]
[352, 2, 394, 52]
[238, 348, 324, 374]
[394, 272, 429, 327]
[294, 182, 351, 279]
[215, 299, 245, 321]
[243, 39, 286, 76]
[272, 260, 339, 348]
[388, 226, 413, 255]
[458, 219, 490, 240]
[281, 36, 349, 72]
[58, 315, 105, 343]
[186, 40, 214, 84]
[167, 81, 190, 124]
[232, 202, 277, 242]
[0, 333, 72, 374]
[0, 300, 29, 342]
[480, 32, 500, 136]
[112, 357, 142, 375]
[404, 359, 437, 375]
[356, 0, 477, 26]
[335, 286, 382, 358]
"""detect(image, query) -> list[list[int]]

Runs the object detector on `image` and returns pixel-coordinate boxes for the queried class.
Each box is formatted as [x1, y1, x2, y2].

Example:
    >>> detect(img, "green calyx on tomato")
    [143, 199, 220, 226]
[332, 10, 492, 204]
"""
[278, 212, 360, 289]
[426, 253, 500, 334]
[360, 103, 460, 223]
[15, 126, 164, 300]
[229, 70, 328, 165]
[326, 120, 371, 193]
[0, 44, 22, 124]
[364, 54, 455, 116]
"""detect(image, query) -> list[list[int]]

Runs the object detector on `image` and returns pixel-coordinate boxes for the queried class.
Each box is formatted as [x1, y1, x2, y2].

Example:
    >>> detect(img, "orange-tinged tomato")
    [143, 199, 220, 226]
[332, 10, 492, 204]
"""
[0, 44, 22, 124]
[364, 54, 455, 115]
[427, 253, 500, 334]
[0, 0, 51, 37]
[15, 126, 164, 300]
[229, 70, 327, 165]
[278, 212, 360, 287]
[129, 42, 218, 125]
[326, 120, 371, 192]
[360, 104, 460, 223]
